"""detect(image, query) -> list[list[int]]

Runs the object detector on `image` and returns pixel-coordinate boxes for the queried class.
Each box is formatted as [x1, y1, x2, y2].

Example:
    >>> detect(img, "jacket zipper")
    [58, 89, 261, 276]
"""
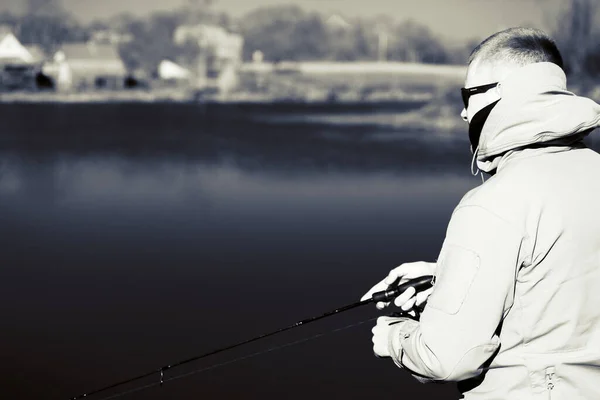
[545, 366, 556, 399]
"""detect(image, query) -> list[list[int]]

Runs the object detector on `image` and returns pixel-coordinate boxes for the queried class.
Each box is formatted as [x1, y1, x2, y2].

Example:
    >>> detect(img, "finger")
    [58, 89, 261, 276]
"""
[373, 346, 385, 358]
[384, 267, 408, 285]
[401, 296, 417, 311]
[415, 287, 434, 306]
[393, 286, 416, 308]
[384, 261, 433, 286]
[363, 261, 436, 301]
[360, 278, 389, 301]
[384, 273, 399, 286]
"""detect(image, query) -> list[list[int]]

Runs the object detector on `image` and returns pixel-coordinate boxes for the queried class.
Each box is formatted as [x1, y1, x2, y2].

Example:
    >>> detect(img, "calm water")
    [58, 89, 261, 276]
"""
[1, 102, 482, 400]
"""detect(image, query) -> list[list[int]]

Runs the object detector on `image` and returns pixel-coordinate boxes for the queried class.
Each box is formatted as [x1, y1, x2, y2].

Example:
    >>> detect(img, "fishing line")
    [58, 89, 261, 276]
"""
[70, 275, 434, 400]
[94, 317, 379, 400]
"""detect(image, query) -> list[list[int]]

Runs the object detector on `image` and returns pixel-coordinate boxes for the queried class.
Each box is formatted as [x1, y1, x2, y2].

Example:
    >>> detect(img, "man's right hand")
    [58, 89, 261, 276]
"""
[361, 261, 436, 311]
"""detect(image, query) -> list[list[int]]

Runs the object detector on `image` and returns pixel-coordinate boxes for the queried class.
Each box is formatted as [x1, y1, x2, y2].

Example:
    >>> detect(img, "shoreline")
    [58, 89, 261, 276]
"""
[0, 90, 192, 103]
[9, 80, 599, 136]
[0, 88, 436, 104]
[0, 89, 463, 134]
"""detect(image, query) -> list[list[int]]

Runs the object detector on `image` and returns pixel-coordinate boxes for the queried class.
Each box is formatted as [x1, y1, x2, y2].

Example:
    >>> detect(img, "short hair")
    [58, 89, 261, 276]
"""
[469, 27, 564, 70]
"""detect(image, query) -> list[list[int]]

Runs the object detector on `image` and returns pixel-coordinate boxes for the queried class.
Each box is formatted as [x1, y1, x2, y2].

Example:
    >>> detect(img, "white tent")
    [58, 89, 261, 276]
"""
[158, 60, 191, 80]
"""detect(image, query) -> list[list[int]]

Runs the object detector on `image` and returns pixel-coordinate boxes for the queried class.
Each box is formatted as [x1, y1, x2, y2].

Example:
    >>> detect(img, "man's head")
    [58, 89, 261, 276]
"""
[461, 27, 564, 123]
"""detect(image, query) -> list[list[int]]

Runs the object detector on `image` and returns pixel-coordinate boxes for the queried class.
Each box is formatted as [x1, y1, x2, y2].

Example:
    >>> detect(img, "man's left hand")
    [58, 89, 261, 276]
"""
[372, 316, 413, 358]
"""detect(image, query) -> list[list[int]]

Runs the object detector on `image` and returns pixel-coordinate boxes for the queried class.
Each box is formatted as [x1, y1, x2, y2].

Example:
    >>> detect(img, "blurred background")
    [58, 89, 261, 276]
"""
[0, 1, 599, 400]
[0, 0, 598, 104]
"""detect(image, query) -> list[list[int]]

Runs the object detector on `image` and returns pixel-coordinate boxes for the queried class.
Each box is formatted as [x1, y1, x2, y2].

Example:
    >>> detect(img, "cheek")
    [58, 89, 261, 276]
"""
[467, 98, 487, 122]
[467, 92, 499, 122]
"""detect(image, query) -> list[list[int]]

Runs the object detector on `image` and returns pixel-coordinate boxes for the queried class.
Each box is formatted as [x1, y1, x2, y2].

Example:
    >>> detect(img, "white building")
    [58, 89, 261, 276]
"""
[0, 26, 46, 90]
[158, 59, 191, 81]
[173, 24, 244, 93]
[45, 42, 127, 91]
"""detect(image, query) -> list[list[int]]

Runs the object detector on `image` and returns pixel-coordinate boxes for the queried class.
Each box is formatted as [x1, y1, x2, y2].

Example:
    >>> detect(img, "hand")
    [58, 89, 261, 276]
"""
[361, 261, 436, 310]
[371, 316, 411, 358]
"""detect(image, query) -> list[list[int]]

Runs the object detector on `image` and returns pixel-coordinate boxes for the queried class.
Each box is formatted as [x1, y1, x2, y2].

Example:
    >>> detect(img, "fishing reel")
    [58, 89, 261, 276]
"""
[388, 306, 425, 321]
[370, 275, 434, 321]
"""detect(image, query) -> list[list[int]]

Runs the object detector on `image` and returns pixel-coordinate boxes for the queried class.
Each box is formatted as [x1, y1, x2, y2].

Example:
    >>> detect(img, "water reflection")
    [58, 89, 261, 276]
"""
[0, 154, 474, 263]
[1, 155, 471, 206]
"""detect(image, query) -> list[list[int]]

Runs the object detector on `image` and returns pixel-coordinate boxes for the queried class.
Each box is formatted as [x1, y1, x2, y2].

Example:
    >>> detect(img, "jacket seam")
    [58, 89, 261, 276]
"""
[497, 145, 586, 172]
[451, 204, 526, 239]
[439, 342, 500, 381]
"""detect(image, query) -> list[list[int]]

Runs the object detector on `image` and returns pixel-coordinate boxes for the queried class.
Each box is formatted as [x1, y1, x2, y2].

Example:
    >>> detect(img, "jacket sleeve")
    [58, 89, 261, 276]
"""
[388, 204, 524, 382]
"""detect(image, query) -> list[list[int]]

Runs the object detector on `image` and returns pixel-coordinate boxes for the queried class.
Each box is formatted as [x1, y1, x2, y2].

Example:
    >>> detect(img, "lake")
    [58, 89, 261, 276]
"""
[1, 102, 487, 400]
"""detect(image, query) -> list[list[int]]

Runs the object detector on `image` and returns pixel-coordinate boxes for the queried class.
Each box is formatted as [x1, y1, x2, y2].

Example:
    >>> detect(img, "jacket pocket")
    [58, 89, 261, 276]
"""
[428, 244, 480, 315]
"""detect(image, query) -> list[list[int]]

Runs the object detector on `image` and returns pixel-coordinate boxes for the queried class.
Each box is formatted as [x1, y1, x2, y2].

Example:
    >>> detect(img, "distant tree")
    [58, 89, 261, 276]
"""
[445, 38, 481, 65]
[116, 11, 203, 74]
[324, 17, 378, 61]
[102, 12, 139, 32]
[352, 22, 377, 60]
[292, 14, 330, 60]
[2, 1, 462, 68]
[239, 5, 329, 61]
[552, 0, 600, 76]
[17, 14, 88, 53]
[182, 0, 217, 25]
[0, 11, 19, 27]
[327, 27, 360, 61]
[4, 0, 88, 53]
[25, 0, 66, 17]
[86, 19, 110, 32]
[240, 7, 454, 63]
[116, 18, 150, 71]
[388, 19, 449, 64]
[217, 12, 233, 31]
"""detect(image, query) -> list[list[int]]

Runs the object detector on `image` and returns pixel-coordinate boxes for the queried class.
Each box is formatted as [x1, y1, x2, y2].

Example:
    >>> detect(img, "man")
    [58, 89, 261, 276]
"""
[362, 27, 600, 399]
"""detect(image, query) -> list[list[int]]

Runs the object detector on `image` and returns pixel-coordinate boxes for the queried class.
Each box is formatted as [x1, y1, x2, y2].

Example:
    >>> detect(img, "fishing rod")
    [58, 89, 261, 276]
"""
[70, 274, 434, 400]
[88, 318, 380, 400]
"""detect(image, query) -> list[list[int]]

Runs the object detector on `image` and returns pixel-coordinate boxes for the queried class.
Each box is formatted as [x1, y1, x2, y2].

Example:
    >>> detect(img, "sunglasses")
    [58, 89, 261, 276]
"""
[461, 82, 499, 108]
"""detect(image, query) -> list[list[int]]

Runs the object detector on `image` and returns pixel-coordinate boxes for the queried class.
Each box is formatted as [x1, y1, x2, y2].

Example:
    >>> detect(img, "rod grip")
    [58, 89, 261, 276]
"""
[371, 275, 434, 303]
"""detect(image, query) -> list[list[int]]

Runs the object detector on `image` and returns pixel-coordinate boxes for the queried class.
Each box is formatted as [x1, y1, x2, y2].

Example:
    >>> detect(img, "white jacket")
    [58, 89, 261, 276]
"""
[388, 62, 600, 399]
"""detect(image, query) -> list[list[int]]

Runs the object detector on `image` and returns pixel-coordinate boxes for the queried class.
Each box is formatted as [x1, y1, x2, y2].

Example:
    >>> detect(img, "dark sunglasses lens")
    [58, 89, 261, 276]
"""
[461, 90, 469, 108]
[461, 83, 498, 109]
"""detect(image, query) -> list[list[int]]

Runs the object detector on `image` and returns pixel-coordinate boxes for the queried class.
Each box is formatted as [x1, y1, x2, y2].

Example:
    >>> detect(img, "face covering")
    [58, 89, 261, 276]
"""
[469, 99, 501, 153]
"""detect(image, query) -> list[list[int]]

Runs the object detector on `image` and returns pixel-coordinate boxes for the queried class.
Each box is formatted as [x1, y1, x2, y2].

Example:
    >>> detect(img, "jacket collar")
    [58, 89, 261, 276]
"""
[476, 62, 600, 173]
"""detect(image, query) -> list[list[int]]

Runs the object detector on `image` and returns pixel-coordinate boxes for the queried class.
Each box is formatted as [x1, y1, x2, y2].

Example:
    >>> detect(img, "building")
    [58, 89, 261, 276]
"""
[158, 59, 191, 81]
[47, 42, 127, 91]
[0, 26, 46, 91]
[173, 24, 244, 93]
